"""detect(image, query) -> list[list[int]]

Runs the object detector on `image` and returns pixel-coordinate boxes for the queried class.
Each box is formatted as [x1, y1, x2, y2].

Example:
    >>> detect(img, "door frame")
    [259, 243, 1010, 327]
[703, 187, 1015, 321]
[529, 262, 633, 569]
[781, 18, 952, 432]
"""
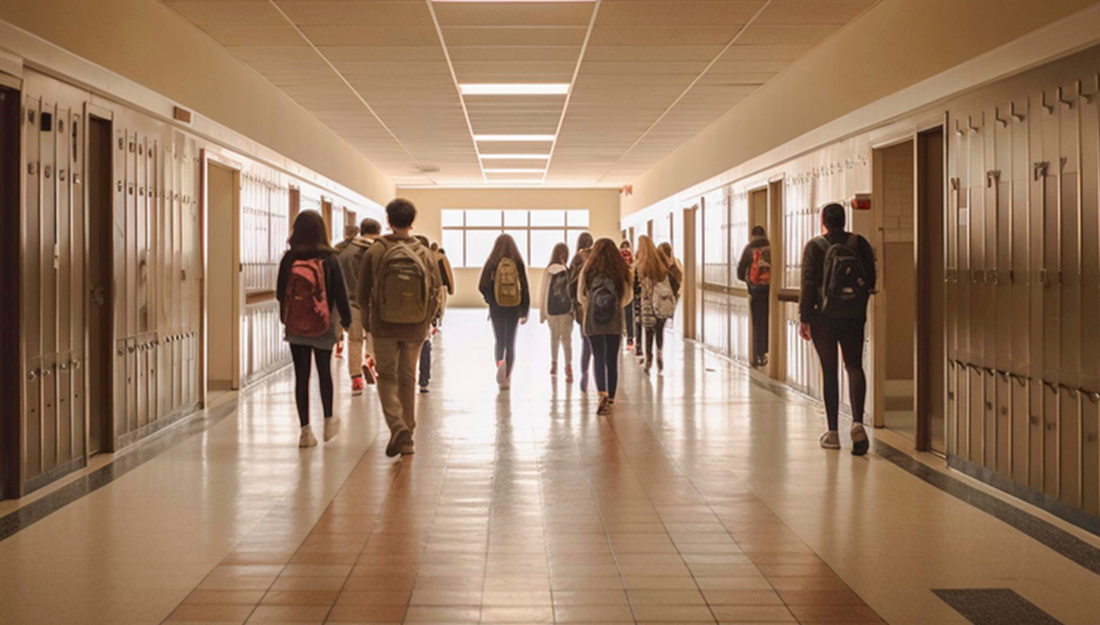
[0, 77, 23, 498]
[916, 124, 947, 454]
[767, 177, 786, 382]
[682, 204, 699, 340]
[200, 150, 242, 404]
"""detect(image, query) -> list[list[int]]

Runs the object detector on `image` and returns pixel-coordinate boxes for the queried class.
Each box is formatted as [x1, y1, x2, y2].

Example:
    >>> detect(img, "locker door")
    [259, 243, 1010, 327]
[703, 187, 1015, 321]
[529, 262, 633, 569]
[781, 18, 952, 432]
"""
[55, 106, 73, 466]
[1029, 381, 1044, 491]
[1040, 93, 1061, 385]
[1042, 382, 1059, 499]
[69, 104, 86, 460]
[1059, 388, 1081, 508]
[24, 96, 43, 480]
[983, 369, 996, 471]
[968, 367, 982, 463]
[1057, 85, 1081, 392]
[1011, 375, 1030, 485]
[996, 372, 1010, 475]
[40, 99, 58, 473]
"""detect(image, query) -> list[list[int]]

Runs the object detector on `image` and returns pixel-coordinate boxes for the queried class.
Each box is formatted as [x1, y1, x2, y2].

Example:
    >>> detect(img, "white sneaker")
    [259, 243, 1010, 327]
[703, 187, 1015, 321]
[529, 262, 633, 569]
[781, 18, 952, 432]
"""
[495, 360, 507, 385]
[323, 417, 340, 442]
[819, 431, 840, 450]
[299, 427, 318, 448]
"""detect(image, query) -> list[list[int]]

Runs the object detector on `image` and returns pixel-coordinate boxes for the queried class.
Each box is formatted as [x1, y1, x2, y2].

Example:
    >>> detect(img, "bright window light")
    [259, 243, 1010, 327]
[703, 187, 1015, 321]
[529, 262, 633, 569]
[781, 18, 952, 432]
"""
[461, 83, 569, 96]
[479, 154, 551, 160]
[484, 168, 547, 174]
[475, 135, 555, 142]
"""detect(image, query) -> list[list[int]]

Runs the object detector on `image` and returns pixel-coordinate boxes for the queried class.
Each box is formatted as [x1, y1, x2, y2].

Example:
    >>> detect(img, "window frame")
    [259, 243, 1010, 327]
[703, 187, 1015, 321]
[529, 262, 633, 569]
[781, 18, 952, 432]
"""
[441, 209, 589, 268]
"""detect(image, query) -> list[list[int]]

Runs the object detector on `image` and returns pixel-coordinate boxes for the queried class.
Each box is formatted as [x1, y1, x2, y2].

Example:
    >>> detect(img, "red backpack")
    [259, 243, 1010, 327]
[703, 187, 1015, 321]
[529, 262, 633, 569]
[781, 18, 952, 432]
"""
[749, 246, 771, 286]
[284, 258, 330, 337]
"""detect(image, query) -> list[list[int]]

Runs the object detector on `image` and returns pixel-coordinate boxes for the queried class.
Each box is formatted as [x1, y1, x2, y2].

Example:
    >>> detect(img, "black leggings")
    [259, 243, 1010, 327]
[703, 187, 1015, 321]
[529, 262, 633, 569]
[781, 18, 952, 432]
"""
[580, 334, 592, 378]
[810, 319, 867, 431]
[290, 344, 334, 427]
[750, 293, 769, 361]
[624, 306, 636, 344]
[589, 334, 622, 399]
[644, 318, 667, 357]
[491, 311, 520, 376]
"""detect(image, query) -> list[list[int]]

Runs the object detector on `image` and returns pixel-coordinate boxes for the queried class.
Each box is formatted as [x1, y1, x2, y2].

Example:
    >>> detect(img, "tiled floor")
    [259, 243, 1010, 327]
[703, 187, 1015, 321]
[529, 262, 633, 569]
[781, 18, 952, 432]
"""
[0, 310, 1098, 625]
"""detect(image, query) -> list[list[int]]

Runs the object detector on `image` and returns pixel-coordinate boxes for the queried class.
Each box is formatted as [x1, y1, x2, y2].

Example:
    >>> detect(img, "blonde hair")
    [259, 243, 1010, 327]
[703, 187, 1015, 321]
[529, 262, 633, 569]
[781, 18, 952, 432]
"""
[636, 235, 669, 282]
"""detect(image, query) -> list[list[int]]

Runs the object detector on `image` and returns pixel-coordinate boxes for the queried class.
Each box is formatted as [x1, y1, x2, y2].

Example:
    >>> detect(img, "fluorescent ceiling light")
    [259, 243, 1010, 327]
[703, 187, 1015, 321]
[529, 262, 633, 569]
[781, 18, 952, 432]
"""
[436, 0, 592, 3]
[487, 179, 546, 185]
[479, 154, 551, 160]
[475, 134, 555, 142]
[461, 83, 569, 96]
[484, 168, 547, 174]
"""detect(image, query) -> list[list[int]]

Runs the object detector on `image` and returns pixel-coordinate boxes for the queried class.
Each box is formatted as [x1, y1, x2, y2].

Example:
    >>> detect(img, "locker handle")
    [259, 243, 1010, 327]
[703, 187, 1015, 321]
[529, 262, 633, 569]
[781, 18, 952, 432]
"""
[1043, 381, 1058, 394]
[59, 363, 68, 372]
[71, 360, 81, 370]
[27, 370, 38, 382]
[127, 346, 135, 354]
[1086, 391, 1100, 403]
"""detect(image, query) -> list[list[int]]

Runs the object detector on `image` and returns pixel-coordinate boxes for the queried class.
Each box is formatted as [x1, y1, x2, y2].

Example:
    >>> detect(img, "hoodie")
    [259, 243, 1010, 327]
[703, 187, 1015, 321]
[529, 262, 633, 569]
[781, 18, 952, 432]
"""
[539, 263, 571, 323]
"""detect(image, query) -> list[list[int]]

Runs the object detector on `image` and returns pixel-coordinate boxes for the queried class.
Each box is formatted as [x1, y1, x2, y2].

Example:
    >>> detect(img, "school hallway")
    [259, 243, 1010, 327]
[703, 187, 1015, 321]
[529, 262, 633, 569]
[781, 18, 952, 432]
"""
[0, 310, 1094, 625]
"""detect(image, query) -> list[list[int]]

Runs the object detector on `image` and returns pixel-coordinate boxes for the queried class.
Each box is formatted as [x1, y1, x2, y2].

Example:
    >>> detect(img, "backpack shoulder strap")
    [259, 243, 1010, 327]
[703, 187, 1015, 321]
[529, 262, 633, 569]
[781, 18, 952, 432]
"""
[846, 233, 859, 251]
[812, 236, 829, 253]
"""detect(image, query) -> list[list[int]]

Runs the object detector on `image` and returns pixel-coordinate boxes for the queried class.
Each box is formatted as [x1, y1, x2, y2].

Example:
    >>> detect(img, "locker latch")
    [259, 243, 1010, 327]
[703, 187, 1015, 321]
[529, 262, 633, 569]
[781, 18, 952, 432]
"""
[988, 269, 1000, 286]
[985, 170, 1001, 188]
[1033, 161, 1049, 181]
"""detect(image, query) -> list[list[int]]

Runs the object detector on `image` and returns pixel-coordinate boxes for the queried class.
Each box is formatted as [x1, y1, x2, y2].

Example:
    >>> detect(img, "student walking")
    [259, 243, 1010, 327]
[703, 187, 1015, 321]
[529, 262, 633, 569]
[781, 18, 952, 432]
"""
[337, 218, 381, 395]
[636, 236, 680, 374]
[540, 243, 574, 382]
[619, 240, 638, 353]
[479, 234, 531, 390]
[578, 238, 634, 416]
[568, 232, 595, 390]
[737, 226, 772, 368]
[277, 211, 352, 448]
[415, 235, 448, 393]
[799, 202, 876, 455]
[356, 199, 442, 458]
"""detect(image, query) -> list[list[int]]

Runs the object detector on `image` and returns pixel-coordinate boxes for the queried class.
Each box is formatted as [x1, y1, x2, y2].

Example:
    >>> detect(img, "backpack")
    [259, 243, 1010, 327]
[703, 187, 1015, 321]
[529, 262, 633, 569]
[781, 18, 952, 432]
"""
[815, 234, 871, 319]
[651, 277, 677, 320]
[749, 246, 771, 286]
[588, 274, 620, 327]
[547, 270, 572, 316]
[494, 257, 522, 308]
[376, 239, 432, 324]
[284, 258, 330, 337]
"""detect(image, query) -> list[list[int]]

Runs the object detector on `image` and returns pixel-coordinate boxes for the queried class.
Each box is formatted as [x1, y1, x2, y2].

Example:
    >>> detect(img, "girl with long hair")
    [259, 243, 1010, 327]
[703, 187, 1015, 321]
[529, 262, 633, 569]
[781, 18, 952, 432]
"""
[619, 240, 639, 353]
[578, 238, 634, 415]
[478, 234, 530, 390]
[277, 211, 352, 447]
[568, 232, 595, 389]
[539, 242, 574, 382]
[636, 235, 681, 373]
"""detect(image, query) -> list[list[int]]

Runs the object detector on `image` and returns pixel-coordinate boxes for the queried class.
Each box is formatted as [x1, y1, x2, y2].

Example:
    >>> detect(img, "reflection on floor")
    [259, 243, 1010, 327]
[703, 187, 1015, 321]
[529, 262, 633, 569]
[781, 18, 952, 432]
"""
[883, 381, 915, 441]
[0, 309, 1097, 625]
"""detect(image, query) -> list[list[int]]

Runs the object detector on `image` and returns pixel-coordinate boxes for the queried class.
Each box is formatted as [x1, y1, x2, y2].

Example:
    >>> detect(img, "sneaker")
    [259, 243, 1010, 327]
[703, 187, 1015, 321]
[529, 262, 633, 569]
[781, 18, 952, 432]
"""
[335, 342, 343, 359]
[299, 427, 318, 448]
[580, 370, 589, 392]
[399, 443, 415, 456]
[851, 423, 870, 456]
[362, 363, 376, 385]
[820, 431, 840, 450]
[565, 365, 574, 384]
[657, 352, 664, 372]
[351, 376, 365, 396]
[419, 385, 430, 394]
[500, 376, 511, 391]
[386, 427, 411, 458]
[625, 341, 634, 352]
[495, 360, 507, 385]
[550, 361, 558, 376]
[644, 354, 653, 374]
[323, 417, 340, 442]
[597, 395, 612, 416]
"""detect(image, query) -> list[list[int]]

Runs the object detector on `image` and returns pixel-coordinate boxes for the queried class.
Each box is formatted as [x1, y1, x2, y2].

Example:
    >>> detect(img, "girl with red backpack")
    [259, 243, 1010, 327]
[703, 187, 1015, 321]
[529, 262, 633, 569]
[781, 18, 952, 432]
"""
[277, 211, 352, 448]
[478, 234, 530, 391]
[578, 238, 634, 416]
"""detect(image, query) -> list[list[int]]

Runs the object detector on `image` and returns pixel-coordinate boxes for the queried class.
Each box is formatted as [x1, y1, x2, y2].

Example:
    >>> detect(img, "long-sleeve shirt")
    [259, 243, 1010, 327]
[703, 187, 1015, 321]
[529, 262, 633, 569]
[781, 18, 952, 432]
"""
[276, 250, 352, 348]
[736, 238, 771, 296]
[478, 258, 531, 320]
[799, 230, 876, 323]
[356, 234, 443, 342]
[539, 263, 570, 323]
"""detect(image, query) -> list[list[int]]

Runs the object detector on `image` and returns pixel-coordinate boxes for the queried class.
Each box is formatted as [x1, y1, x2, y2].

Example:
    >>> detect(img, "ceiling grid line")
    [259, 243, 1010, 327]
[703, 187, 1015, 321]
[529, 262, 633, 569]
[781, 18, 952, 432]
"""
[594, 0, 776, 186]
[541, 0, 603, 185]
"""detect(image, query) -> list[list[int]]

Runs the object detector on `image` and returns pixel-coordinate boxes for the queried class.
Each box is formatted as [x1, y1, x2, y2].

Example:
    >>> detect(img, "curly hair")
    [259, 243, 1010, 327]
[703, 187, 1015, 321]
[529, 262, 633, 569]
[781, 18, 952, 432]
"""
[583, 237, 630, 286]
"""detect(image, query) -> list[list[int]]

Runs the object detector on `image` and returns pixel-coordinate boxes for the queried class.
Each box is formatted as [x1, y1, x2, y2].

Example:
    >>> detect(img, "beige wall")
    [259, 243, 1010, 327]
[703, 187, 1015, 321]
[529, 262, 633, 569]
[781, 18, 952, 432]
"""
[0, 0, 394, 206]
[397, 187, 621, 308]
[621, 0, 1099, 217]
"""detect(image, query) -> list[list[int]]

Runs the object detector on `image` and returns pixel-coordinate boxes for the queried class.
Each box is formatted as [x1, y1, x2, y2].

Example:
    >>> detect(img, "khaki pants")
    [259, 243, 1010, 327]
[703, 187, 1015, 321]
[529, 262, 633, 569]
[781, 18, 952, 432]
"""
[548, 314, 573, 364]
[373, 339, 423, 434]
[347, 307, 374, 378]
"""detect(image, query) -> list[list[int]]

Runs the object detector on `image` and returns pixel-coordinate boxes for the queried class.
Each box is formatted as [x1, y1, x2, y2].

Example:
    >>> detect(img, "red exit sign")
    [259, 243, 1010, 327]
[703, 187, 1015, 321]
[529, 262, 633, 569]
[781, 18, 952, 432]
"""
[851, 194, 872, 211]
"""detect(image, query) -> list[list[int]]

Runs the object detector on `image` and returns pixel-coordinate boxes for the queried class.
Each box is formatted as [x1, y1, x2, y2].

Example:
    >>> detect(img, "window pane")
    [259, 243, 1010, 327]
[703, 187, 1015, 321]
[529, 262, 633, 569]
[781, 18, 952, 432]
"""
[504, 229, 528, 263]
[441, 230, 464, 268]
[441, 209, 464, 228]
[466, 210, 502, 227]
[530, 210, 565, 227]
[466, 230, 499, 267]
[567, 210, 589, 228]
[504, 210, 528, 227]
[530, 229, 566, 268]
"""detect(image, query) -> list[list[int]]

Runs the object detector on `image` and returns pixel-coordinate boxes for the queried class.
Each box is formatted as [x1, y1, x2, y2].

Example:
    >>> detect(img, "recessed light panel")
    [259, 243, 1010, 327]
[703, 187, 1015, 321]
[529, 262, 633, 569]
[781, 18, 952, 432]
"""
[461, 83, 570, 96]
[475, 135, 556, 142]
[484, 168, 547, 174]
[479, 154, 551, 160]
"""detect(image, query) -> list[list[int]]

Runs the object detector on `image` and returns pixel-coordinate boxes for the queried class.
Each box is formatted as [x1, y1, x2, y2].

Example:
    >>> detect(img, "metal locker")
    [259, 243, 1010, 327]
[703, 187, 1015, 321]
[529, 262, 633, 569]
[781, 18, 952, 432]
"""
[25, 356, 42, 481]
[115, 340, 127, 437]
[113, 127, 126, 364]
[947, 362, 959, 457]
[983, 369, 997, 471]
[1057, 87, 1081, 391]
[1042, 381, 1059, 499]
[69, 105, 86, 459]
[134, 337, 146, 429]
[1083, 392, 1099, 516]
[1040, 93, 1061, 384]
[23, 96, 43, 480]
[996, 372, 1011, 475]
[1010, 100, 1031, 378]
[1029, 380, 1044, 490]
[1059, 388, 1081, 508]
[966, 114, 986, 372]
[1011, 375, 1030, 485]
[39, 99, 58, 473]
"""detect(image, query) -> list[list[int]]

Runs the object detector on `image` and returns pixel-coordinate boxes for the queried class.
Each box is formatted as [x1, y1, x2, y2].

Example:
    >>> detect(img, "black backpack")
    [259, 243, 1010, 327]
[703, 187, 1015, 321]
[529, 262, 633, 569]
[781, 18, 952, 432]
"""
[588, 274, 620, 326]
[547, 271, 572, 316]
[814, 234, 870, 319]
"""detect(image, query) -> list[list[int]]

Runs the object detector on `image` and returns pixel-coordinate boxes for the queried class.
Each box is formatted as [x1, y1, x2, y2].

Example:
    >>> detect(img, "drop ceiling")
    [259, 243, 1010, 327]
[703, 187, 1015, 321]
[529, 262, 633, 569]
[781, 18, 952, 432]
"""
[161, 0, 879, 187]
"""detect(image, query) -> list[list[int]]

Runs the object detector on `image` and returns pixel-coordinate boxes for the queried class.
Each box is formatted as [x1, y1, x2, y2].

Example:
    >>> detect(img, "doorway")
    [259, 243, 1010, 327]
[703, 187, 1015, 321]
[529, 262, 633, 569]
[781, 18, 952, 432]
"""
[748, 188, 769, 369]
[917, 128, 946, 453]
[0, 83, 20, 495]
[87, 115, 114, 455]
[682, 205, 698, 340]
[204, 161, 240, 396]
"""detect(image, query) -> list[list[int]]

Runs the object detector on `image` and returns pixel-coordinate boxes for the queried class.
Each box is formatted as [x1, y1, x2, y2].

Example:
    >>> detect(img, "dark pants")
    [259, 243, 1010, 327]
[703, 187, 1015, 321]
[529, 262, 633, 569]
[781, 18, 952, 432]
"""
[810, 319, 867, 431]
[419, 338, 431, 388]
[290, 344, 334, 427]
[750, 292, 769, 362]
[624, 306, 636, 344]
[491, 310, 520, 377]
[580, 334, 592, 380]
[644, 318, 667, 357]
[589, 334, 622, 399]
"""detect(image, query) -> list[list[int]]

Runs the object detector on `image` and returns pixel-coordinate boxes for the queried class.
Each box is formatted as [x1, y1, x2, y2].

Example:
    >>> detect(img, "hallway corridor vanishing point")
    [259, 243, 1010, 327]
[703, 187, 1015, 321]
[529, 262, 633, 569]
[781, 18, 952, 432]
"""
[0, 311, 1097, 625]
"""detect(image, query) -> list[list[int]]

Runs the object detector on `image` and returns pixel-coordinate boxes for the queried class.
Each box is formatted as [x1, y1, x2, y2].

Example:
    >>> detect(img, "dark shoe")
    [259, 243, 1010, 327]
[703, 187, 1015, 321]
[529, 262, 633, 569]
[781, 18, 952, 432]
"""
[851, 423, 869, 456]
[362, 363, 376, 385]
[657, 352, 664, 372]
[644, 354, 653, 375]
[597, 395, 612, 416]
[820, 431, 840, 450]
[419, 385, 429, 394]
[386, 427, 411, 458]
[399, 443, 415, 456]
[550, 361, 558, 376]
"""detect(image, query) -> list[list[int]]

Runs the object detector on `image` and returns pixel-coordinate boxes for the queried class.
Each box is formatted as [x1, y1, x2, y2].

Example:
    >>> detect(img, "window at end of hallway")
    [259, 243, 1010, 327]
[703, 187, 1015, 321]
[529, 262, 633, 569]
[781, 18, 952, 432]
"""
[441, 209, 589, 268]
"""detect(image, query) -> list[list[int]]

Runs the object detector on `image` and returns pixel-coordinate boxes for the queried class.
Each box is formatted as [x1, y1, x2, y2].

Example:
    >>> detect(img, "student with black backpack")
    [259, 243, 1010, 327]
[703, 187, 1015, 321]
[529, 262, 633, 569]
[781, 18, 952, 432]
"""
[578, 238, 635, 416]
[540, 243, 574, 382]
[799, 203, 876, 455]
[277, 211, 352, 448]
[568, 232, 595, 390]
[479, 234, 530, 391]
[737, 226, 772, 368]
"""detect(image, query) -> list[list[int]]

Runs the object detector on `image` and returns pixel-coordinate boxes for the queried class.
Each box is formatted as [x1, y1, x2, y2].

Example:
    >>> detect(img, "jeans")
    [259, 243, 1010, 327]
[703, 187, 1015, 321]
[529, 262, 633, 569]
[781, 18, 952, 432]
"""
[589, 334, 622, 399]
[491, 310, 520, 377]
[547, 314, 573, 365]
[290, 344, 333, 427]
[644, 318, 667, 358]
[810, 318, 867, 431]
[750, 293, 768, 362]
[419, 338, 432, 387]
[374, 339, 423, 434]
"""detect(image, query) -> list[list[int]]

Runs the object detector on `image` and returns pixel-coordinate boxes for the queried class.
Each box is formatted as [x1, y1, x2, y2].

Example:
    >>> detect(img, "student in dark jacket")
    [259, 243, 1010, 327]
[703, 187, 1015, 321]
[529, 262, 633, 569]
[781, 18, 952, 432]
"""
[737, 226, 772, 367]
[799, 202, 876, 455]
[568, 232, 595, 390]
[277, 211, 352, 448]
[479, 234, 530, 391]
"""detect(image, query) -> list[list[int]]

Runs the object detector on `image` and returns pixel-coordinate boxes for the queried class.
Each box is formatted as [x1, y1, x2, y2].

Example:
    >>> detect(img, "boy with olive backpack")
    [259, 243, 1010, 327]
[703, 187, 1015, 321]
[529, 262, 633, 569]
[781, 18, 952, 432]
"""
[799, 203, 876, 456]
[356, 199, 443, 458]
